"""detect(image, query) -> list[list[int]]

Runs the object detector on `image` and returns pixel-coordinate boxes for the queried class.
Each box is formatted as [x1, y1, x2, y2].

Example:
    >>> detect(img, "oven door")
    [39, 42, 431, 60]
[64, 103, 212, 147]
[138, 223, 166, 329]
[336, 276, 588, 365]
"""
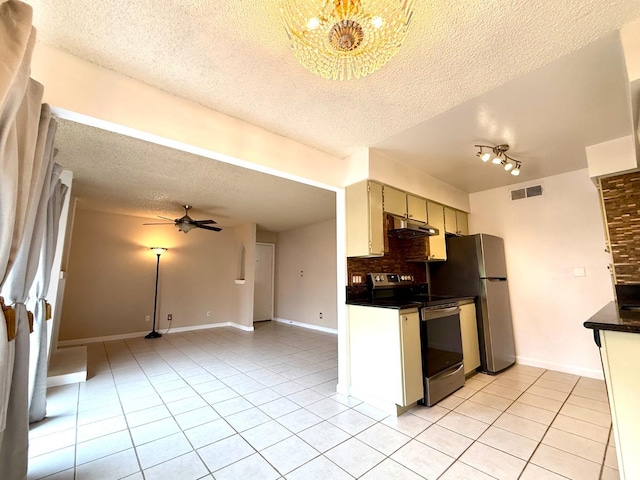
[420, 305, 463, 378]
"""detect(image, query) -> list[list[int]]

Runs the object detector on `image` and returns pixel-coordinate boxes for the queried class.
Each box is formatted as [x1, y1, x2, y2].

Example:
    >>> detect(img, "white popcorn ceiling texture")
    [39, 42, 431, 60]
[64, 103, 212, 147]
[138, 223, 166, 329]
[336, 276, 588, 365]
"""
[26, 0, 640, 159]
[54, 119, 336, 232]
[22, 0, 640, 221]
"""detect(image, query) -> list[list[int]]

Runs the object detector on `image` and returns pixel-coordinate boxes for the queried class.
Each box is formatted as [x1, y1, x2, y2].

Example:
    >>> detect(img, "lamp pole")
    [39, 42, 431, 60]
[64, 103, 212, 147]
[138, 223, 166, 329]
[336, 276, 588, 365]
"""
[145, 247, 166, 339]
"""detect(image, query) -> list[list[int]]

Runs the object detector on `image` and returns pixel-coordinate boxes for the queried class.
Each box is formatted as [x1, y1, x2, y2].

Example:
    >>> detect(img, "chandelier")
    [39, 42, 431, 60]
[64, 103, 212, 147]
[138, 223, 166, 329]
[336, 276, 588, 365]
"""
[475, 144, 522, 176]
[279, 0, 415, 80]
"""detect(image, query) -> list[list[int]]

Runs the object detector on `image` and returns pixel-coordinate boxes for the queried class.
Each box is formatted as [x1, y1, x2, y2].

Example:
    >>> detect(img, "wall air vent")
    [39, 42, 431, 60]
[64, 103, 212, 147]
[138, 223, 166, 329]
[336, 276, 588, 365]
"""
[510, 188, 526, 200]
[526, 185, 543, 197]
[510, 184, 543, 201]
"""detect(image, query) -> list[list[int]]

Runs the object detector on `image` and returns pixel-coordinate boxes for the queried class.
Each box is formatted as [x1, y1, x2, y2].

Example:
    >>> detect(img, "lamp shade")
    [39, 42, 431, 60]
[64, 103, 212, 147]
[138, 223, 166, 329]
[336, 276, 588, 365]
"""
[150, 247, 167, 256]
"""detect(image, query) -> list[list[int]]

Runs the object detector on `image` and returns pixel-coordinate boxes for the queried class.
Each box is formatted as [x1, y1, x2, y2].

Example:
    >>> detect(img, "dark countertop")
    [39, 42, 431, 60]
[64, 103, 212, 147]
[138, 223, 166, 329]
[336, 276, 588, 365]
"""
[584, 301, 640, 334]
[347, 295, 475, 310]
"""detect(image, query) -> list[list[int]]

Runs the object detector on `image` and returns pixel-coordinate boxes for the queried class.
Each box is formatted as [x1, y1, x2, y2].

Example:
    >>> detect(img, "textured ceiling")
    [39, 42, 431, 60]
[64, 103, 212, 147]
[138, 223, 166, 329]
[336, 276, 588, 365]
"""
[26, 0, 640, 163]
[54, 119, 336, 232]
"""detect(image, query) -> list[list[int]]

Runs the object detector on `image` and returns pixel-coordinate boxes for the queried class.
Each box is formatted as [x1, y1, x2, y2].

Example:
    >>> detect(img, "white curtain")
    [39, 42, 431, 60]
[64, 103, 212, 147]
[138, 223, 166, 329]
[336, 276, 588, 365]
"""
[0, 2, 59, 478]
[0, 99, 54, 479]
[0, 1, 35, 446]
[28, 162, 67, 423]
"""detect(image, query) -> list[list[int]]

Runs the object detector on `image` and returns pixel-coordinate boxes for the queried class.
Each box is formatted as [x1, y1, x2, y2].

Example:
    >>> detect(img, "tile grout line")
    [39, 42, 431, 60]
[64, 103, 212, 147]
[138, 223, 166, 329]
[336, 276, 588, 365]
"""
[123, 326, 341, 478]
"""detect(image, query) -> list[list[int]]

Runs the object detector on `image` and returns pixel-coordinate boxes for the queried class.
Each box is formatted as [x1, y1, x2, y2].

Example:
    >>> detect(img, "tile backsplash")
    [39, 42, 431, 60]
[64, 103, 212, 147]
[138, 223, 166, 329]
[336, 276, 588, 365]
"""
[347, 235, 427, 286]
[601, 171, 640, 284]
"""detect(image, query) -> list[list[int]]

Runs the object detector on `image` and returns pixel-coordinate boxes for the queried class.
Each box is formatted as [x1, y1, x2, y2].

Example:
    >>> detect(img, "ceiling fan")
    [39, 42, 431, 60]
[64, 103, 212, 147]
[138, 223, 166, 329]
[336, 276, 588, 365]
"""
[144, 205, 222, 233]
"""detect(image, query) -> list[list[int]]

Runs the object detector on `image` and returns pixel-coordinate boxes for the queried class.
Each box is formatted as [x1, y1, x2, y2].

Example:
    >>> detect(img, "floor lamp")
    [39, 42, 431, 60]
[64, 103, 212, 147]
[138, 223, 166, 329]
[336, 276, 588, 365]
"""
[145, 247, 167, 339]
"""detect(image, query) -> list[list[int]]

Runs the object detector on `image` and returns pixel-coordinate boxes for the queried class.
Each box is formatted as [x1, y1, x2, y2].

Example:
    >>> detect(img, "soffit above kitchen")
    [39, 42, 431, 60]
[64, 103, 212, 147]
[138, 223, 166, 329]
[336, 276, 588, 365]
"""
[53, 119, 336, 232]
[25, 0, 640, 166]
[374, 34, 633, 193]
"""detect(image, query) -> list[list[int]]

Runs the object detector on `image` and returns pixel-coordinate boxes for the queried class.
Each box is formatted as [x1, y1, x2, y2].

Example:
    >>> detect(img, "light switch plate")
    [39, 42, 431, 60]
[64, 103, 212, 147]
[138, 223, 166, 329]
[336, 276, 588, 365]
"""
[572, 267, 586, 277]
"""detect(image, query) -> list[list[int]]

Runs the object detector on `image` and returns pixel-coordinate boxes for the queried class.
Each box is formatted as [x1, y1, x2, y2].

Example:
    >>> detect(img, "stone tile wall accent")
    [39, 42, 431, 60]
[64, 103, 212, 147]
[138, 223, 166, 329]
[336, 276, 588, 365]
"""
[601, 171, 640, 284]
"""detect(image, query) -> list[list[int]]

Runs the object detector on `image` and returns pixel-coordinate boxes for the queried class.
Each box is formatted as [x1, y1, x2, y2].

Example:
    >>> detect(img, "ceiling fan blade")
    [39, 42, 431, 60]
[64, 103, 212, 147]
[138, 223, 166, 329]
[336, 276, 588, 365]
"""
[198, 224, 222, 232]
[157, 216, 175, 221]
[143, 222, 175, 225]
[194, 219, 217, 225]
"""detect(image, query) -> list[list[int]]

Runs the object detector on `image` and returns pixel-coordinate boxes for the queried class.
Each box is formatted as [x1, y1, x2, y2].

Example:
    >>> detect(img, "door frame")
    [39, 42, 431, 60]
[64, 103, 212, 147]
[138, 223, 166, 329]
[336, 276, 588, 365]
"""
[255, 242, 275, 322]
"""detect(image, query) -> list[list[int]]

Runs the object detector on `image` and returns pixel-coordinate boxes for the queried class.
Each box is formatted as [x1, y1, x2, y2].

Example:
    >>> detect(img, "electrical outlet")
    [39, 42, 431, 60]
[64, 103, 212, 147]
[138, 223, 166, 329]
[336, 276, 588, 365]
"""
[167, 314, 173, 321]
[145, 315, 150, 322]
[206, 311, 211, 317]
[319, 312, 323, 319]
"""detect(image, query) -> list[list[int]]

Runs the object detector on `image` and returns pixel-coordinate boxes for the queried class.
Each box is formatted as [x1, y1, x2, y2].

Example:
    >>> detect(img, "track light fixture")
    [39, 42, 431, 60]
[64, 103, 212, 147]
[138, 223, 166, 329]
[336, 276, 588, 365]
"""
[475, 144, 522, 176]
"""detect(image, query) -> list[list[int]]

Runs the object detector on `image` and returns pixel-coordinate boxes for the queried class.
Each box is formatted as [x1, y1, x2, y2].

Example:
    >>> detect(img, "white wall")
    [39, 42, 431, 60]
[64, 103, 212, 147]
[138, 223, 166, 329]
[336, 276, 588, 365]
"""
[233, 223, 257, 330]
[275, 219, 338, 331]
[469, 168, 614, 378]
[60, 208, 253, 341]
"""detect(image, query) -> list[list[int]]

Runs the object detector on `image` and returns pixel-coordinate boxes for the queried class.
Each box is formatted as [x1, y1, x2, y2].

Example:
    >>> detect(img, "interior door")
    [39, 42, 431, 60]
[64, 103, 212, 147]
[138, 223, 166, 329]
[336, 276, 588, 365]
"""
[254, 243, 274, 322]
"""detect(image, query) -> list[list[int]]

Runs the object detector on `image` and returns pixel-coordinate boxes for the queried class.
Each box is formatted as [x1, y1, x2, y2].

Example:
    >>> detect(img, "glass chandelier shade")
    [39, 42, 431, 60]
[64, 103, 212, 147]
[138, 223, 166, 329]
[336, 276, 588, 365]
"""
[279, 0, 415, 80]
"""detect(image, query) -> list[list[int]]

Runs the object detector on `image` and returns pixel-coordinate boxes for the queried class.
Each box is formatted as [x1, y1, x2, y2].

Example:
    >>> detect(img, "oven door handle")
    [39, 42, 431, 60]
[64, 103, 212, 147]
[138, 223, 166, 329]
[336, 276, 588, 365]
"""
[432, 363, 464, 380]
[421, 306, 460, 321]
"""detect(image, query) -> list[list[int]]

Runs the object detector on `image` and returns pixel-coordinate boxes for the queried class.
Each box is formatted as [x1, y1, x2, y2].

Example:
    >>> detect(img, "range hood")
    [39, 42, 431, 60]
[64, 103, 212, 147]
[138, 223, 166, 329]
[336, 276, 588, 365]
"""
[388, 215, 439, 239]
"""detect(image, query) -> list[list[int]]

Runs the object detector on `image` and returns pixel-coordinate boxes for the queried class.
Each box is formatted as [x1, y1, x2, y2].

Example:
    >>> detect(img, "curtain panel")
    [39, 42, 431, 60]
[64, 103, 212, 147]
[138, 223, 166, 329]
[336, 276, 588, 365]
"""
[0, 3, 36, 450]
[0, 2, 61, 479]
[28, 163, 67, 423]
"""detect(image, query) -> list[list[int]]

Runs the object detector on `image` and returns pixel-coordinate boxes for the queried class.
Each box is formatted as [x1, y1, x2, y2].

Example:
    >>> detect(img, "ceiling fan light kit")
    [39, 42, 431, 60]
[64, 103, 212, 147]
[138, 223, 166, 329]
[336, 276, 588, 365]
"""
[475, 144, 522, 176]
[143, 205, 222, 233]
[279, 0, 415, 80]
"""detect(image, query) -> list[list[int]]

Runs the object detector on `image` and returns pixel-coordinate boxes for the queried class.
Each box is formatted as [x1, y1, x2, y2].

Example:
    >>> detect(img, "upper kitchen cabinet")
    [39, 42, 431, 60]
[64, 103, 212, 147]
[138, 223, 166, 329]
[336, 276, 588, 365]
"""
[346, 180, 385, 257]
[407, 194, 428, 223]
[444, 206, 469, 236]
[383, 185, 407, 217]
[383, 186, 428, 224]
[456, 211, 469, 235]
[427, 202, 446, 261]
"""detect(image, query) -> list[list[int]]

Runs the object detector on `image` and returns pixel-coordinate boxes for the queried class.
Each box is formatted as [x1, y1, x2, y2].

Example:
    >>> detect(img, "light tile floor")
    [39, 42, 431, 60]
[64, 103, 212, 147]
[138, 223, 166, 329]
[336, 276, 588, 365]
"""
[28, 322, 619, 479]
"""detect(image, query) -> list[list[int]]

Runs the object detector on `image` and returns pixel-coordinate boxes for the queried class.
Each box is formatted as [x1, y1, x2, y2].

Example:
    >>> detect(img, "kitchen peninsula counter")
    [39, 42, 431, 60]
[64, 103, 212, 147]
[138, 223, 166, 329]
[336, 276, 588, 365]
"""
[584, 301, 640, 480]
[584, 301, 640, 334]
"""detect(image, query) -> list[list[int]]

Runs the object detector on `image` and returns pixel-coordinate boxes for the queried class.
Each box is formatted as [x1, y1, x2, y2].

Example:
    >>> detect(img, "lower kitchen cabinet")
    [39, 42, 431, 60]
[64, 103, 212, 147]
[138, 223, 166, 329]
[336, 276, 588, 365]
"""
[459, 302, 480, 375]
[348, 306, 423, 411]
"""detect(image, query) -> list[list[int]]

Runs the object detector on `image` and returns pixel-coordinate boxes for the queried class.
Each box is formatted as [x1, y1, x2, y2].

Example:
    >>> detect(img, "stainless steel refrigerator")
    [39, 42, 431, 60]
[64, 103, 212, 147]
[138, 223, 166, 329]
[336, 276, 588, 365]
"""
[429, 234, 516, 374]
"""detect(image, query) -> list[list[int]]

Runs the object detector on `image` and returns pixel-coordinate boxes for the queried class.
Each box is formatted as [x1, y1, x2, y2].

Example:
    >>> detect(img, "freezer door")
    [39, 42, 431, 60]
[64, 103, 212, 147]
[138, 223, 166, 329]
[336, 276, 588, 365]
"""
[480, 278, 516, 373]
[479, 234, 508, 279]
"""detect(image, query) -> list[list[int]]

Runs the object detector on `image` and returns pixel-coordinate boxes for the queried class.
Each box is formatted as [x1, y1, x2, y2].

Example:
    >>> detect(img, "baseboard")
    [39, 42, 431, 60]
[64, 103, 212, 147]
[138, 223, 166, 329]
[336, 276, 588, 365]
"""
[516, 355, 604, 380]
[58, 321, 255, 346]
[274, 318, 338, 334]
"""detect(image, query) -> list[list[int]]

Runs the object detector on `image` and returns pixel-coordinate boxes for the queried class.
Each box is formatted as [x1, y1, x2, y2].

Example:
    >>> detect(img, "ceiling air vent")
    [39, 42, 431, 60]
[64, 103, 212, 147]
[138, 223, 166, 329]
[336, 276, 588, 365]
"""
[510, 184, 543, 201]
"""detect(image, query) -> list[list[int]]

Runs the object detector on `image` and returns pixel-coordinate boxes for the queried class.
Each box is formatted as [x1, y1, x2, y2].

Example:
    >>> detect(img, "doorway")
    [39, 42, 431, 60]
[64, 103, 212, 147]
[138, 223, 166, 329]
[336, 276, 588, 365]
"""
[254, 243, 275, 322]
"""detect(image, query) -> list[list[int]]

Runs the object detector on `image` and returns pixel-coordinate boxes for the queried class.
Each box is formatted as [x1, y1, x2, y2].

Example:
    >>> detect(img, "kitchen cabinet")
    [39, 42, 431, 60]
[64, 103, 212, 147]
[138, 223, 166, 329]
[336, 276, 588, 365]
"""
[383, 186, 428, 224]
[346, 180, 384, 257]
[427, 201, 446, 261]
[407, 194, 428, 223]
[383, 185, 407, 217]
[349, 306, 423, 411]
[459, 302, 480, 375]
[444, 207, 469, 235]
[598, 329, 640, 480]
